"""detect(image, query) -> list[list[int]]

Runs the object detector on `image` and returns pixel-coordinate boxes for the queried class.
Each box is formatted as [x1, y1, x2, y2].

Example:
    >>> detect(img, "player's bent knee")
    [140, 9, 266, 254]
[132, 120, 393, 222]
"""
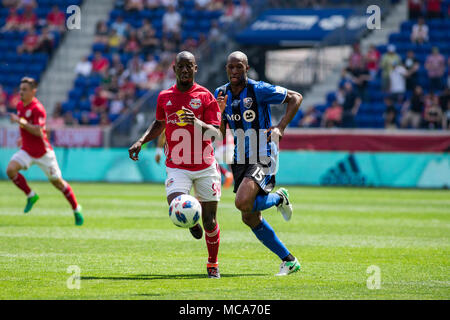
[235, 197, 253, 213]
[6, 164, 19, 179]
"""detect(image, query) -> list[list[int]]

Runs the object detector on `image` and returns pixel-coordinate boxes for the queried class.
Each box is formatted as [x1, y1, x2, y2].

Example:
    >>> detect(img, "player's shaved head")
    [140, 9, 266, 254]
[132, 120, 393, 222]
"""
[176, 51, 196, 64]
[227, 51, 248, 66]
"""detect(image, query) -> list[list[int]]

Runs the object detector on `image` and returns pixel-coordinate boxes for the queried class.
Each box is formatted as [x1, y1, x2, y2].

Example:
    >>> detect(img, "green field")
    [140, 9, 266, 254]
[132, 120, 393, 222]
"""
[0, 181, 449, 300]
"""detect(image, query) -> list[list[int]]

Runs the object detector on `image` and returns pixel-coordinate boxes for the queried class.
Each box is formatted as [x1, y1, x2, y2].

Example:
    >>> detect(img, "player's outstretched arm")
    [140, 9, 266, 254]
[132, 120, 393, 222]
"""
[129, 119, 165, 161]
[267, 90, 303, 142]
[9, 113, 44, 138]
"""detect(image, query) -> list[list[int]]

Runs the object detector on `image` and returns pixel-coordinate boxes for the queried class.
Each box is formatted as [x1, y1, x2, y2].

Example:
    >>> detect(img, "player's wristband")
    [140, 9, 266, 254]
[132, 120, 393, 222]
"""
[156, 148, 163, 156]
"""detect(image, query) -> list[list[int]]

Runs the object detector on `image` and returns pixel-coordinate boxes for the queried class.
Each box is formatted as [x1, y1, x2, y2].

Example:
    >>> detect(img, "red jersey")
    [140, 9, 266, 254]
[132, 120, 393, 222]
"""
[16, 97, 52, 158]
[156, 83, 221, 171]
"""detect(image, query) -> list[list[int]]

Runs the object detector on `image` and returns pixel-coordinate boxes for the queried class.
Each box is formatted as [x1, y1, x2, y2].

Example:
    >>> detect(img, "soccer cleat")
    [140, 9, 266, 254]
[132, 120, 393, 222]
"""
[223, 172, 233, 189]
[275, 257, 301, 276]
[24, 194, 39, 213]
[74, 206, 84, 226]
[207, 263, 220, 279]
[275, 188, 293, 221]
[189, 223, 203, 239]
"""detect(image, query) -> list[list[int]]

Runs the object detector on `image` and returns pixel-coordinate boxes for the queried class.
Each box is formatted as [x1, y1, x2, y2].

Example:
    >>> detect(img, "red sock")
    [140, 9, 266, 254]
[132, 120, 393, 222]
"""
[11, 173, 31, 195]
[62, 183, 78, 210]
[205, 224, 220, 264]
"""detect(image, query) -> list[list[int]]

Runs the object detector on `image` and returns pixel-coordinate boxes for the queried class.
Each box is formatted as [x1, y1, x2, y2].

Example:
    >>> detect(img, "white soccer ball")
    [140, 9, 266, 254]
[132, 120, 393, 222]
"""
[169, 194, 202, 228]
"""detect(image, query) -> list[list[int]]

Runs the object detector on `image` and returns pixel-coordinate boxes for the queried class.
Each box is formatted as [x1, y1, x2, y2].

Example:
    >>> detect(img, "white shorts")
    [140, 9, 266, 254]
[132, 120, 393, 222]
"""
[11, 149, 62, 181]
[165, 162, 221, 202]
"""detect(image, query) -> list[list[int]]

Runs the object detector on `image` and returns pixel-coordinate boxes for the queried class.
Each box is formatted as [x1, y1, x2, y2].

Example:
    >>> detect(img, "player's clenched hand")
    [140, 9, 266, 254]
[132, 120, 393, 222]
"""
[216, 91, 228, 113]
[265, 125, 284, 143]
[9, 113, 20, 124]
[179, 107, 199, 125]
[128, 141, 142, 161]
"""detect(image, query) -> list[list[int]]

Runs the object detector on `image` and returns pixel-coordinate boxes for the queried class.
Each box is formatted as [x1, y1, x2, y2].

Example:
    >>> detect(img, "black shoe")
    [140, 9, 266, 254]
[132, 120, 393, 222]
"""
[189, 223, 203, 239]
[207, 265, 220, 279]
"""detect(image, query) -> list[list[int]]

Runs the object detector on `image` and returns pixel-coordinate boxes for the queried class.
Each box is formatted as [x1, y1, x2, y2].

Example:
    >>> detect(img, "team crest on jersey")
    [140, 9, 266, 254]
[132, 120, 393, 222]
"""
[243, 97, 253, 109]
[189, 98, 202, 109]
[25, 109, 32, 118]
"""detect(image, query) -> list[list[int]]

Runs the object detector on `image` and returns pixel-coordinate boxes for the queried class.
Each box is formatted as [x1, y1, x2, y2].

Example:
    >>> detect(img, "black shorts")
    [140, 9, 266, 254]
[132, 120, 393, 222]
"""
[231, 162, 276, 195]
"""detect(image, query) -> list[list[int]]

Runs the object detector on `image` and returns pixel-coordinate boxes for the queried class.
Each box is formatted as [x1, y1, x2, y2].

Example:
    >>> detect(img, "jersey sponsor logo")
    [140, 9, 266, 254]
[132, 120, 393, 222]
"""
[189, 98, 202, 109]
[166, 110, 188, 127]
[243, 97, 253, 109]
[243, 110, 256, 122]
[226, 113, 241, 121]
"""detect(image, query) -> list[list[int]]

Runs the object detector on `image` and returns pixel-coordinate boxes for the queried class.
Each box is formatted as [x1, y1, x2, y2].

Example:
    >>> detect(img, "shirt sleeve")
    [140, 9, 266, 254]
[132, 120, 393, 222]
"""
[32, 107, 46, 127]
[155, 94, 165, 121]
[256, 81, 288, 105]
[203, 92, 221, 127]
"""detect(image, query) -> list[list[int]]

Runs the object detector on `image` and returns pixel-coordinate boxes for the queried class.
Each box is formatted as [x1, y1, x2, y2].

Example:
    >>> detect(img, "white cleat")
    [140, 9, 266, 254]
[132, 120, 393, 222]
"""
[275, 188, 293, 221]
[275, 258, 301, 276]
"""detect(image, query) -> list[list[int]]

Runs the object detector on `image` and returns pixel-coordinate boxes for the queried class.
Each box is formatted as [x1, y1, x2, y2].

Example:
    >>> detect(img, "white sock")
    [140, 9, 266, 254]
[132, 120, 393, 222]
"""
[74, 204, 81, 213]
[27, 191, 35, 198]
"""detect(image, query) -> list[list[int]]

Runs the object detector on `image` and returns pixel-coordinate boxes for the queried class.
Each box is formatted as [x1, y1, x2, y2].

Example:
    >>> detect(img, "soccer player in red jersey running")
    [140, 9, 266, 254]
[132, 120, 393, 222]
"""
[6, 77, 84, 226]
[129, 51, 223, 278]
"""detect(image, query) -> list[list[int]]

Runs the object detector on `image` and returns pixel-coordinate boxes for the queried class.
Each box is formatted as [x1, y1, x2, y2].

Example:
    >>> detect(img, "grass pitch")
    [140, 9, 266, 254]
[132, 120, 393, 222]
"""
[0, 181, 449, 300]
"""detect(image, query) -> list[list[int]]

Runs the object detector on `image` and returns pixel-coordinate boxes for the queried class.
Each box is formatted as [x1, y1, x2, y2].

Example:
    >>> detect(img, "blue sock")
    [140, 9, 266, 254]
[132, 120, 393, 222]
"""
[251, 218, 290, 260]
[252, 193, 281, 212]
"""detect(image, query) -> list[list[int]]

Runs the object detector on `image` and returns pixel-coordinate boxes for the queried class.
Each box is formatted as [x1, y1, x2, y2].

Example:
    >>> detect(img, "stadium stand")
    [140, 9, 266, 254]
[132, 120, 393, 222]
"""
[293, 0, 450, 130]
[0, 0, 83, 116]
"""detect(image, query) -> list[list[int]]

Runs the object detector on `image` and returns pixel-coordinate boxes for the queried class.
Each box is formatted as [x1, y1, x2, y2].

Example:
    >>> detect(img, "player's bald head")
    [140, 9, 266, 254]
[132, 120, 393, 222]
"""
[227, 51, 248, 66]
[176, 51, 196, 64]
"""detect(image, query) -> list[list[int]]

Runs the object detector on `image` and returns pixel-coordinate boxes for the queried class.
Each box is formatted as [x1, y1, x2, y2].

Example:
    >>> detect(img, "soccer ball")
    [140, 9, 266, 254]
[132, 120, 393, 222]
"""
[169, 194, 202, 228]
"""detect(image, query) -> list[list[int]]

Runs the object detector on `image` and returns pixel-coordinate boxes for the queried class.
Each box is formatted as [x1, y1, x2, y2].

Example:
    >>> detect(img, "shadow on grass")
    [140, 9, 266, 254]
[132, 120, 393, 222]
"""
[81, 273, 266, 281]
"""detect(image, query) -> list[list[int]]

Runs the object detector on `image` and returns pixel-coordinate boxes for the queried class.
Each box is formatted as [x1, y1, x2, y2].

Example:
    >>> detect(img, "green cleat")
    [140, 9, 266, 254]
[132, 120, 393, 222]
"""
[24, 194, 39, 213]
[74, 206, 84, 226]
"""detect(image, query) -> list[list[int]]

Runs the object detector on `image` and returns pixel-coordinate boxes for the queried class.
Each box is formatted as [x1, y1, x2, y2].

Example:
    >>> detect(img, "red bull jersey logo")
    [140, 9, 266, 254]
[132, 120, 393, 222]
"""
[166, 110, 188, 126]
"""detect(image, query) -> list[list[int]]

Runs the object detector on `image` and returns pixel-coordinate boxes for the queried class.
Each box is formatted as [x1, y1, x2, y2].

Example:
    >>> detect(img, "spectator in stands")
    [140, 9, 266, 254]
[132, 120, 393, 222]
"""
[380, 44, 401, 92]
[389, 60, 408, 103]
[343, 60, 371, 100]
[411, 17, 429, 44]
[208, 0, 224, 10]
[47, 102, 65, 129]
[19, 4, 37, 31]
[17, 28, 39, 54]
[91, 87, 109, 114]
[426, 0, 442, 19]
[92, 51, 110, 76]
[125, 0, 144, 11]
[425, 47, 445, 92]
[107, 29, 123, 53]
[46, 5, 66, 33]
[298, 106, 320, 128]
[37, 27, 54, 56]
[341, 81, 361, 128]
[321, 100, 343, 128]
[145, 0, 161, 10]
[383, 97, 398, 129]
[408, 0, 424, 19]
[137, 19, 160, 55]
[220, 0, 236, 26]
[99, 112, 111, 126]
[401, 85, 424, 128]
[109, 53, 125, 78]
[365, 44, 381, 79]
[95, 21, 110, 45]
[2, 0, 19, 8]
[7, 88, 20, 112]
[195, 0, 211, 10]
[348, 42, 363, 70]
[234, 0, 252, 26]
[161, 0, 178, 8]
[19, 0, 36, 9]
[423, 92, 443, 129]
[64, 111, 79, 126]
[404, 50, 420, 92]
[75, 56, 93, 77]
[0, 85, 7, 116]
[80, 111, 91, 125]
[109, 91, 126, 116]
[111, 16, 129, 38]
[124, 55, 148, 89]
[162, 4, 182, 40]
[2, 8, 21, 31]
[146, 63, 166, 89]
[143, 54, 158, 75]
[181, 36, 199, 53]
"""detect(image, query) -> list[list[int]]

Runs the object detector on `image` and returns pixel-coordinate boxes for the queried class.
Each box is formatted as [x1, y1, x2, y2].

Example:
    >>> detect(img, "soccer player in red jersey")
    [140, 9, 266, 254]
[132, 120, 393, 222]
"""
[129, 51, 223, 278]
[6, 77, 84, 226]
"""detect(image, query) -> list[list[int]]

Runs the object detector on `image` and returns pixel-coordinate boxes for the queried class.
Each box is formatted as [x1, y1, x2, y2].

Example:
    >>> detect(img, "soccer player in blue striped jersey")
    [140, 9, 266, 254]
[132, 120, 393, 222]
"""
[214, 51, 303, 276]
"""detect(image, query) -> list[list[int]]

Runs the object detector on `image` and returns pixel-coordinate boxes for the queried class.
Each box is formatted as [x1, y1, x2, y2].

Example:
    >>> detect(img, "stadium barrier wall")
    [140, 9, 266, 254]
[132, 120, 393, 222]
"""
[0, 148, 448, 188]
